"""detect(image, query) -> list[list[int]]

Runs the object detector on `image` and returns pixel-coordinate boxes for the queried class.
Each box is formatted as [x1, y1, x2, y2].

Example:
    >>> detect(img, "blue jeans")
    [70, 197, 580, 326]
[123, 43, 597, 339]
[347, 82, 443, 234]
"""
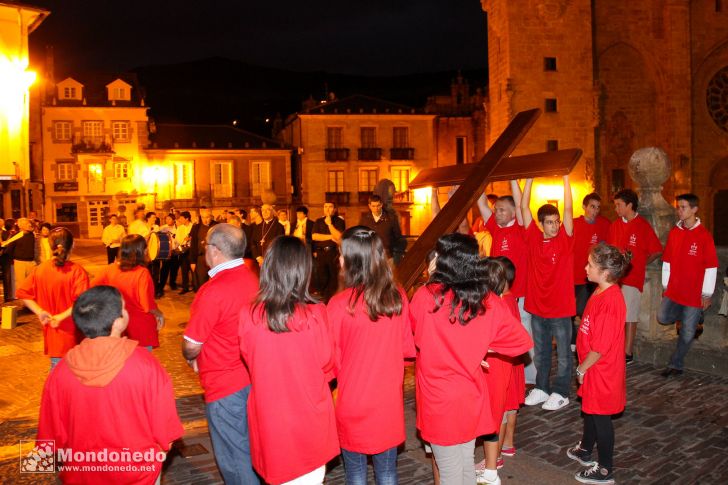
[341, 447, 398, 485]
[658, 297, 703, 371]
[531, 315, 572, 397]
[206, 386, 259, 485]
[50, 357, 61, 370]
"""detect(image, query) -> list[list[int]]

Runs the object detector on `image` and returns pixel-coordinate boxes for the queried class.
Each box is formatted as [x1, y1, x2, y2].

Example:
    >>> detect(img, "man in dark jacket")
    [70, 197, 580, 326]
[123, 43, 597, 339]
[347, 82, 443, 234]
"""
[358, 194, 402, 260]
[188, 209, 217, 290]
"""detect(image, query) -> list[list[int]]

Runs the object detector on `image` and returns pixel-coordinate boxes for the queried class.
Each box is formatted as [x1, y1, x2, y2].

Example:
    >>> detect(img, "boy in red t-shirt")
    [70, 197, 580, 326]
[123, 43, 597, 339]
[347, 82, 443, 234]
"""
[658, 194, 718, 377]
[521, 176, 575, 412]
[608, 189, 662, 364]
[567, 243, 629, 484]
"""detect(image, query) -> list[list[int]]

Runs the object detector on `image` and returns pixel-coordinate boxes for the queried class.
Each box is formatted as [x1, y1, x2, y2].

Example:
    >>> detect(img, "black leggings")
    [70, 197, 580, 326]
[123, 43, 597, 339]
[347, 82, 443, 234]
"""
[581, 413, 614, 470]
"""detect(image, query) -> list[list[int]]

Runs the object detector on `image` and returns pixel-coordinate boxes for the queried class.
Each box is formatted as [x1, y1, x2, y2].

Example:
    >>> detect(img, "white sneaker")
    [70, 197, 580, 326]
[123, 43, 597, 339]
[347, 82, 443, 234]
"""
[542, 392, 569, 411]
[524, 388, 549, 406]
[570, 344, 576, 352]
[475, 469, 501, 485]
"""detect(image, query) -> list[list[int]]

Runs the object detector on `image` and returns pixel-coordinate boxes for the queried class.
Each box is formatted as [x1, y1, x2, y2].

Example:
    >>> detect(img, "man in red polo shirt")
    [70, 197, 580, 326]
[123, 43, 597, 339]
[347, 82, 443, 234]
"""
[477, 181, 535, 385]
[571, 193, 611, 350]
[608, 189, 662, 364]
[183, 223, 260, 484]
[521, 176, 576, 411]
[659, 194, 718, 377]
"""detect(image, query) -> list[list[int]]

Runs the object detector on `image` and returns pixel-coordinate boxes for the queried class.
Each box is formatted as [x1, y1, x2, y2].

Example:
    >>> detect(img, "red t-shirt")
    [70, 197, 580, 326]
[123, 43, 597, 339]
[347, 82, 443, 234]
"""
[37, 347, 184, 484]
[185, 264, 258, 403]
[239, 303, 339, 484]
[608, 216, 662, 292]
[486, 217, 528, 298]
[327, 288, 415, 454]
[663, 223, 718, 308]
[572, 216, 611, 285]
[411, 286, 533, 445]
[502, 293, 525, 410]
[524, 223, 576, 318]
[16, 261, 89, 357]
[92, 264, 159, 347]
[576, 284, 626, 415]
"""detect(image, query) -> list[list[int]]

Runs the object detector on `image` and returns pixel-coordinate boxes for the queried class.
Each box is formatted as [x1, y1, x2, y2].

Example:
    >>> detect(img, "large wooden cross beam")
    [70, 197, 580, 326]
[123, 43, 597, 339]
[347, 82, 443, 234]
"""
[395, 108, 582, 291]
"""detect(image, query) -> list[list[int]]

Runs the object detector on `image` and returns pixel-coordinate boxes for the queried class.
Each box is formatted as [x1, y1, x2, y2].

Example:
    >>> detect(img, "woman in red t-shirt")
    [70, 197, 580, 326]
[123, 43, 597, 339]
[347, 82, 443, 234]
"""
[91, 235, 164, 350]
[327, 226, 415, 484]
[17, 228, 89, 368]
[567, 242, 629, 484]
[411, 233, 532, 485]
[239, 236, 338, 485]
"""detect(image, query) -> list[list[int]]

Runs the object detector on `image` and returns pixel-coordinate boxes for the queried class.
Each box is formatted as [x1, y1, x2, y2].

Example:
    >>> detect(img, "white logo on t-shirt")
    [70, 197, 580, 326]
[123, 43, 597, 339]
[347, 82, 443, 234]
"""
[501, 238, 510, 252]
[629, 234, 637, 247]
[580, 315, 591, 335]
[688, 243, 698, 256]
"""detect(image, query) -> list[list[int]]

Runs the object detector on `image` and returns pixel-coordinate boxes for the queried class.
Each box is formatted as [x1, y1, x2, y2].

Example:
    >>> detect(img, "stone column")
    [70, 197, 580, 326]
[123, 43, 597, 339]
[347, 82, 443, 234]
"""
[627, 148, 676, 350]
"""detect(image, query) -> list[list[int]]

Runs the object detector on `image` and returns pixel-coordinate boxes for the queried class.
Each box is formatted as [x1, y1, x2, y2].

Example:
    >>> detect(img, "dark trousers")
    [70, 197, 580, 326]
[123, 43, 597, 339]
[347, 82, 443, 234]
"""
[1, 259, 13, 302]
[106, 246, 119, 264]
[149, 260, 161, 294]
[158, 254, 180, 291]
[178, 253, 191, 290]
[314, 246, 340, 303]
[193, 254, 209, 291]
[573, 283, 596, 345]
[581, 413, 615, 470]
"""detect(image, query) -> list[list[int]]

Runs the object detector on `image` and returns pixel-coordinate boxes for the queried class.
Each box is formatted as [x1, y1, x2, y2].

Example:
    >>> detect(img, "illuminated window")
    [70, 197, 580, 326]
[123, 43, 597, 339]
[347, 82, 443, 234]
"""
[114, 162, 129, 178]
[211, 161, 233, 198]
[111, 121, 130, 142]
[360, 127, 377, 148]
[391, 167, 410, 192]
[328, 170, 344, 192]
[174, 162, 194, 199]
[63, 87, 77, 99]
[327, 127, 343, 148]
[88, 163, 105, 192]
[250, 161, 271, 197]
[113, 88, 126, 99]
[56, 161, 76, 181]
[53, 121, 72, 142]
[393, 127, 409, 148]
[359, 168, 378, 192]
[82, 121, 104, 143]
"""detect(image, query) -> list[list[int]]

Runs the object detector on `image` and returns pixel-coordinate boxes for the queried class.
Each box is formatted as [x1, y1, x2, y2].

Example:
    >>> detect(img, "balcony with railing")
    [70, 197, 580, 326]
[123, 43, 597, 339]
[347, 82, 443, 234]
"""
[393, 190, 413, 204]
[325, 191, 350, 206]
[325, 148, 350, 161]
[72, 135, 114, 154]
[357, 147, 382, 161]
[390, 147, 415, 160]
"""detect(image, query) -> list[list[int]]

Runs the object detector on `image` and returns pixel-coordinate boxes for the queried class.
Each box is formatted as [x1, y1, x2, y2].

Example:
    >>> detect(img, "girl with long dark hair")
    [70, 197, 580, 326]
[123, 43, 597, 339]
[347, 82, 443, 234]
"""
[410, 233, 532, 485]
[239, 236, 338, 485]
[91, 234, 164, 350]
[17, 228, 89, 368]
[327, 226, 415, 484]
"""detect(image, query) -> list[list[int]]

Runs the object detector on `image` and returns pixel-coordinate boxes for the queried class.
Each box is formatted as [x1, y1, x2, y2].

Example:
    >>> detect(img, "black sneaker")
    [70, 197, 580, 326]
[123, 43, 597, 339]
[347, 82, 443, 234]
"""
[625, 354, 634, 365]
[575, 464, 614, 484]
[566, 442, 597, 467]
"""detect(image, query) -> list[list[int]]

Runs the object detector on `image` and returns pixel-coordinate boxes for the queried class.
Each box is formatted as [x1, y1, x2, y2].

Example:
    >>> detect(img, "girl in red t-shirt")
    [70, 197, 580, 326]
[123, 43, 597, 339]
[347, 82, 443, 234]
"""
[327, 226, 415, 484]
[239, 236, 338, 485]
[91, 235, 164, 350]
[567, 242, 629, 484]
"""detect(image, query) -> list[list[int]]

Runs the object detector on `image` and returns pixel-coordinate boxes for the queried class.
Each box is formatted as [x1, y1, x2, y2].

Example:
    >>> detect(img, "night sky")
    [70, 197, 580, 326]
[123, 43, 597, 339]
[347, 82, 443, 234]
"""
[28, 0, 488, 75]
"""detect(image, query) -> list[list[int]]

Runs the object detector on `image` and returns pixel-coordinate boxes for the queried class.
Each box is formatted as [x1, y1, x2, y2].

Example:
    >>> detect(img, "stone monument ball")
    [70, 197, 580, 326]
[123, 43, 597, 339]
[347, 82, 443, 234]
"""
[628, 147, 671, 188]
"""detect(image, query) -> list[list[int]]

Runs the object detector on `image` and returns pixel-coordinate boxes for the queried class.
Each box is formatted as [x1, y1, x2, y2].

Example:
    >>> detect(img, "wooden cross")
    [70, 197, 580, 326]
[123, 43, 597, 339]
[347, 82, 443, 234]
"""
[396, 108, 582, 291]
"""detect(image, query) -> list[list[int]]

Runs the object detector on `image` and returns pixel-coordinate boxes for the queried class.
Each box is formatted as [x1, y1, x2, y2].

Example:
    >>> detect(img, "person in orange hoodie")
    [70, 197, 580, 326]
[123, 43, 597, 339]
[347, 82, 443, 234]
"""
[36, 286, 183, 484]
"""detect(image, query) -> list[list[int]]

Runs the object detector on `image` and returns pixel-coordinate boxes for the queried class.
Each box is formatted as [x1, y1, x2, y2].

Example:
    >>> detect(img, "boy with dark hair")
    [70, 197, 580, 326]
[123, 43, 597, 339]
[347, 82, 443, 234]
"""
[659, 194, 718, 377]
[359, 194, 402, 259]
[608, 189, 662, 364]
[37, 286, 183, 484]
[522, 176, 576, 411]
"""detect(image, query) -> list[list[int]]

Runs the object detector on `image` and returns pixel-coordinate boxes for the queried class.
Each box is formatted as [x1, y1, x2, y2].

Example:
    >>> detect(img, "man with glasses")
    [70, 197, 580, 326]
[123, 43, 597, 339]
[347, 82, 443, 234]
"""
[521, 176, 576, 411]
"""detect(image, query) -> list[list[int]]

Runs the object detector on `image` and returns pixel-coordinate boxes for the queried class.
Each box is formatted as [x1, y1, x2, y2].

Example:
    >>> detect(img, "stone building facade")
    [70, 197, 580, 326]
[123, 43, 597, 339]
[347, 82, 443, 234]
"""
[481, 0, 728, 245]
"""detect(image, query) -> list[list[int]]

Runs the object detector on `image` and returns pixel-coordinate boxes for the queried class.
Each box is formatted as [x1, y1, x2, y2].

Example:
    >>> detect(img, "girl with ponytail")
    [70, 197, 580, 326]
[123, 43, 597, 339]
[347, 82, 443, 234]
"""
[17, 228, 89, 368]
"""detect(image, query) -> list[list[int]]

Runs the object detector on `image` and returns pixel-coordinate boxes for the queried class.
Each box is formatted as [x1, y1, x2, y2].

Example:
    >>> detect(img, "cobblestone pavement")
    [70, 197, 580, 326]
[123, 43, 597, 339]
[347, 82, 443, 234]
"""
[1, 240, 727, 484]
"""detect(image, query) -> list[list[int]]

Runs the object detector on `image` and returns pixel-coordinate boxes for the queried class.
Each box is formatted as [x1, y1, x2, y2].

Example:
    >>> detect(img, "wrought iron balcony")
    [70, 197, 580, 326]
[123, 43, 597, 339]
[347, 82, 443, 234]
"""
[390, 147, 415, 160]
[325, 191, 350, 206]
[393, 190, 413, 203]
[71, 136, 114, 154]
[325, 148, 350, 161]
[357, 147, 382, 161]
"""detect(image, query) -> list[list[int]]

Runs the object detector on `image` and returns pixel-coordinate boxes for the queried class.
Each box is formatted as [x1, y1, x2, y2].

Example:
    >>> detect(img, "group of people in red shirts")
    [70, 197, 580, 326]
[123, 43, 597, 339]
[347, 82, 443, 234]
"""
[18, 174, 718, 485]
